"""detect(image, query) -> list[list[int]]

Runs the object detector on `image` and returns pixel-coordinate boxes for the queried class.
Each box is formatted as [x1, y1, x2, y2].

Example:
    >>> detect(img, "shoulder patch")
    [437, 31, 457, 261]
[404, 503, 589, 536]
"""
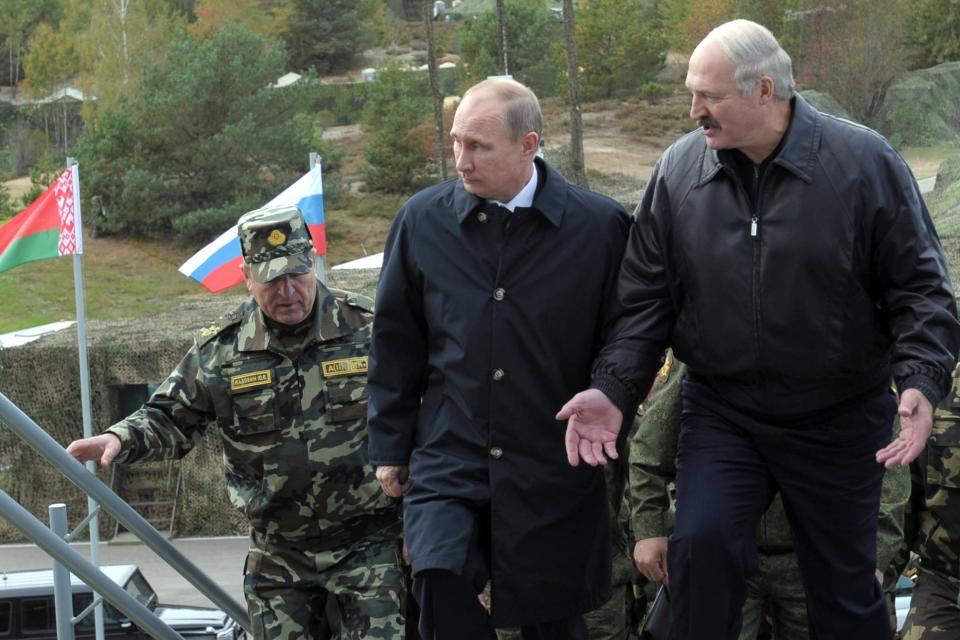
[344, 292, 374, 312]
[196, 302, 246, 346]
[329, 287, 374, 313]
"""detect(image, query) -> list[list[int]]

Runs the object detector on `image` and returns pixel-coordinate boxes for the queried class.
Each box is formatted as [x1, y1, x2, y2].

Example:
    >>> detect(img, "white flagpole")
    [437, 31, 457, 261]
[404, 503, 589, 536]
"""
[308, 151, 327, 284]
[66, 157, 105, 640]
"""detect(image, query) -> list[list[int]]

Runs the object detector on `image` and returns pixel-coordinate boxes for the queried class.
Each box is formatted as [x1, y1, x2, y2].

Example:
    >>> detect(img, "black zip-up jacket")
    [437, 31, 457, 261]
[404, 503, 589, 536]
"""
[592, 96, 960, 418]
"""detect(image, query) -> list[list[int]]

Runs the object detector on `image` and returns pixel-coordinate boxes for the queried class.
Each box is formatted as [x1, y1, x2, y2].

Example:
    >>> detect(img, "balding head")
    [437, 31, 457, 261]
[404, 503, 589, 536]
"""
[461, 78, 543, 142]
[697, 19, 795, 101]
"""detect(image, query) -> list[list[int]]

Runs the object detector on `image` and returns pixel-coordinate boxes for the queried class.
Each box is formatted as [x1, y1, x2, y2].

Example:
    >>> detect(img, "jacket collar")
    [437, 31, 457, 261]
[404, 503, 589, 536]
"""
[699, 94, 821, 186]
[236, 281, 353, 353]
[453, 157, 567, 227]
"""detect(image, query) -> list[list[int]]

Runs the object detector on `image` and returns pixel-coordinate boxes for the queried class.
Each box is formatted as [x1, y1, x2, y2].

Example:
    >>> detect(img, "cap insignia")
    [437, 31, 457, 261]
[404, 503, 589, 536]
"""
[267, 229, 286, 246]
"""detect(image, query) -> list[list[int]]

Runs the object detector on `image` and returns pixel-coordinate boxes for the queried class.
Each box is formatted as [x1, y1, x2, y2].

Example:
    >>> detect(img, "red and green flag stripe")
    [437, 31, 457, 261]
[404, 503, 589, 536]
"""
[0, 166, 81, 274]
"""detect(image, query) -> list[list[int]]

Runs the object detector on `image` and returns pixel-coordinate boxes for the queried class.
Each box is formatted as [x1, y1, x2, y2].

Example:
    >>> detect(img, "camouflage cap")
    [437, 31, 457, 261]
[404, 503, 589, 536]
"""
[238, 204, 314, 283]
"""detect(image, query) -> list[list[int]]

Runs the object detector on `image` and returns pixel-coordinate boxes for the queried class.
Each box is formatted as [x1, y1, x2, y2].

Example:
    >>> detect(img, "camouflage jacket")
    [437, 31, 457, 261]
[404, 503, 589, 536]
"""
[107, 283, 398, 548]
[908, 373, 960, 582]
[627, 351, 910, 571]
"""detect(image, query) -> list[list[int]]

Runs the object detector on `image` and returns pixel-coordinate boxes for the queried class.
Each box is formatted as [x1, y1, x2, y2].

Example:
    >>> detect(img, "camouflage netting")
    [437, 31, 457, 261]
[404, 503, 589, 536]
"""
[0, 269, 381, 543]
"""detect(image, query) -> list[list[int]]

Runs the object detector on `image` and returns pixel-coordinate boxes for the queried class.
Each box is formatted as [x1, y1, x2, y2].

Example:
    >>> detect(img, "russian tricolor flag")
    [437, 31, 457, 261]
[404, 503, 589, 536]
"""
[178, 164, 326, 292]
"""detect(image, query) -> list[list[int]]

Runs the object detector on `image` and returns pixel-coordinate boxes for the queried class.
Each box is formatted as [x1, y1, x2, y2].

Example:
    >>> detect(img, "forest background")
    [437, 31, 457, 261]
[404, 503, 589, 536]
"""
[0, 0, 958, 333]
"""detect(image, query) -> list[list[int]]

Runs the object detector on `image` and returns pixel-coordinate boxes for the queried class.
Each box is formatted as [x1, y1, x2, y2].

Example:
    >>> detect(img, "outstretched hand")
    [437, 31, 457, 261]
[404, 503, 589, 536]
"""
[556, 389, 623, 466]
[875, 388, 934, 468]
[65, 433, 121, 469]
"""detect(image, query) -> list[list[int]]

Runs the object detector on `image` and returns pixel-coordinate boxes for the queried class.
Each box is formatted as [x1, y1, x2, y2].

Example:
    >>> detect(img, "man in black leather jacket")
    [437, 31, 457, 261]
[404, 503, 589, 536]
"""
[557, 19, 960, 640]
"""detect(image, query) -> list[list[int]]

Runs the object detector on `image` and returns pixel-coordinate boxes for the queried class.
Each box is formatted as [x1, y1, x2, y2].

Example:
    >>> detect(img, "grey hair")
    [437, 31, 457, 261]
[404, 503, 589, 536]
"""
[463, 77, 543, 140]
[708, 19, 795, 100]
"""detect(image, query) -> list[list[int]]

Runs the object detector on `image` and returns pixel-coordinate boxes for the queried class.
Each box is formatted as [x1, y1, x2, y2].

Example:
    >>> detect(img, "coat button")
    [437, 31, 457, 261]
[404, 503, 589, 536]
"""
[492, 368, 504, 381]
[489, 446, 503, 459]
[493, 288, 505, 301]
[477, 211, 488, 223]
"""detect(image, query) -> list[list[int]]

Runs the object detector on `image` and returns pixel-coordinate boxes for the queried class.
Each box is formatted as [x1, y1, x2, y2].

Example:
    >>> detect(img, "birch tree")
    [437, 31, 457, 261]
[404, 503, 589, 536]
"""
[63, 0, 185, 119]
[563, 0, 586, 186]
[423, 0, 447, 181]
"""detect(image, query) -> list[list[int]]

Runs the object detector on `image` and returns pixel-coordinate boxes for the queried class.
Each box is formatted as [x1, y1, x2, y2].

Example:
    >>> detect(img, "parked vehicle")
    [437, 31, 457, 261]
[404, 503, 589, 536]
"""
[0, 564, 243, 639]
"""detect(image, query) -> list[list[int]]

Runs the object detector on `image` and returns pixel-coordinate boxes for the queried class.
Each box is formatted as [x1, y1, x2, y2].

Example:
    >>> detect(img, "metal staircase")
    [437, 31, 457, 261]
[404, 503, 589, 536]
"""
[111, 460, 181, 538]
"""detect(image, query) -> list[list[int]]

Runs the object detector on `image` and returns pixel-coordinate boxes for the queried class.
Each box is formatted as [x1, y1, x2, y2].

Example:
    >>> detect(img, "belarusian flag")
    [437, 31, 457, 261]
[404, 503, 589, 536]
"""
[0, 165, 82, 274]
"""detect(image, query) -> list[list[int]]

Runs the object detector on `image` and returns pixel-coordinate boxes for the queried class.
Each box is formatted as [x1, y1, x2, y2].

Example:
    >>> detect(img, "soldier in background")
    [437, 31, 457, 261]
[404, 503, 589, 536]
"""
[581, 461, 639, 640]
[629, 351, 911, 639]
[67, 206, 405, 640]
[902, 365, 960, 639]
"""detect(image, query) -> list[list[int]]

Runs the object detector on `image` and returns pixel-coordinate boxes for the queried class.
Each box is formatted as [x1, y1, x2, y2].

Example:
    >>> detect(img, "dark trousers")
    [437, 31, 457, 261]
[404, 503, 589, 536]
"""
[667, 378, 894, 640]
[412, 568, 586, 640]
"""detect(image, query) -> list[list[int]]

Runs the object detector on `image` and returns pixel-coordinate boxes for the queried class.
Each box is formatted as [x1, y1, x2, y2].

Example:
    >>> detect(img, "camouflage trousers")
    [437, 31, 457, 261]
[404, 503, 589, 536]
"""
[243, 526, 405, 640]
[902, 567, 960, 639]
[739, 551, 809, 640]
[495, 545, 636, 640]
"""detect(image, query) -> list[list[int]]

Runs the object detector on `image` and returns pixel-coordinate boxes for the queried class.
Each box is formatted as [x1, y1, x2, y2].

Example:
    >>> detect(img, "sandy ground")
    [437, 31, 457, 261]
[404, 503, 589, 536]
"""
[4, 176, 31, 201]
[580, 110, 666, 183]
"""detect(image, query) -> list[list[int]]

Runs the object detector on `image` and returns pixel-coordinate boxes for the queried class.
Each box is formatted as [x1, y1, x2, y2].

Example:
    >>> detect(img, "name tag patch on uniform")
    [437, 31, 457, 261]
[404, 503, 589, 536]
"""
[230, 370, 273, 392]
[322, 356, 368, 378]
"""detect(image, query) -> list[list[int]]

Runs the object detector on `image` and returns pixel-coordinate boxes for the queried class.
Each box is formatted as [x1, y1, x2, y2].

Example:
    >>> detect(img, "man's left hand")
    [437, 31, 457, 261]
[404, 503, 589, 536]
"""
[556, 389, 622, 466]
[875, 388, 933, 468]
[375, 465, 410, 497]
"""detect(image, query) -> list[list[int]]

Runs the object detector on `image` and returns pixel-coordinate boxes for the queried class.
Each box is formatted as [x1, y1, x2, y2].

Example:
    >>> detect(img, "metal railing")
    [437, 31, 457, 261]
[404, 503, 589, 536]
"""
[0, 494, 185, 640]
[0, 391, 252, 637]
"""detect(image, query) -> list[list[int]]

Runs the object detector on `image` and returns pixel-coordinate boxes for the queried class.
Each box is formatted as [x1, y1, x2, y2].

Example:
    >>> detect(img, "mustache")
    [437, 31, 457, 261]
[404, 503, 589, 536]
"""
[698, 117, 721, 129]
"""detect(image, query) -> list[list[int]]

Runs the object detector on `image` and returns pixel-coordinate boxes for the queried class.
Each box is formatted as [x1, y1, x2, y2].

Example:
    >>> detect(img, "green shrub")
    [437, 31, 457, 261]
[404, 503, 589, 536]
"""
[172, 201, 256, 244]
[0, 182, 13, 221]
[362, 64, 434, 193]
[640, 81, 670, 103]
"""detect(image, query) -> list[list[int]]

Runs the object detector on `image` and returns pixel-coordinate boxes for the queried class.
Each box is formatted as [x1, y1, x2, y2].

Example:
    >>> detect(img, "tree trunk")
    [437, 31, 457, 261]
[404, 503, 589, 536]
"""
[496, 0, 509, 76]
[562, 0, 587, 187]
[423, 0, 447, 180]
[110, 0, 132, 84]
[62, 101, 69, 156]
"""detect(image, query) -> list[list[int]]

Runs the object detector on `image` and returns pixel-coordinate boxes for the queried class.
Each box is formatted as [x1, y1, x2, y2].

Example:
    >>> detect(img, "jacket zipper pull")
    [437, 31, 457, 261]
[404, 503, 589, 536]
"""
[751, 164, 761, 237]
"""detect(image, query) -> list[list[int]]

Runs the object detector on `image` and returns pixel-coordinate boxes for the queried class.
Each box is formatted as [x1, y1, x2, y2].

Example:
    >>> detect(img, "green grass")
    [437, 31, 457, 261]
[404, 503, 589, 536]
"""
[899, 145, 960, 179]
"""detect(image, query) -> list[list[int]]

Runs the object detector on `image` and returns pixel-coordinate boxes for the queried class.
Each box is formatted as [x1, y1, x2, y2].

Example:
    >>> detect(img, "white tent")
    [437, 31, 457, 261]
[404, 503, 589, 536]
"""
[331, 253, 384, 270]
[0, 321, 75, 349]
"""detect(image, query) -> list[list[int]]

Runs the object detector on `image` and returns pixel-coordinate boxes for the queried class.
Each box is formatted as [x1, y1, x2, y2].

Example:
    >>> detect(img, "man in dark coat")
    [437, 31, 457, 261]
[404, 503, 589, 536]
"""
[367, 77, 631, 639]
[557, 19, 960, 640]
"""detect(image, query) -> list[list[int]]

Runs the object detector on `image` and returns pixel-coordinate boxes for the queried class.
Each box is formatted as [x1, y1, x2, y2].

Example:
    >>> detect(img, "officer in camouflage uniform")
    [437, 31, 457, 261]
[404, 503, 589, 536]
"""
[628, 351, 910, 640]
[67, 205, 405, 640]
[902, 365, 960, 639]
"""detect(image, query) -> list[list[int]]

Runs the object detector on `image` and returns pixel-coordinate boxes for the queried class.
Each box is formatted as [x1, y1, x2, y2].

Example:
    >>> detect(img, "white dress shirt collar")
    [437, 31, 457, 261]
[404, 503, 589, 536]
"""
[489, 163, 538, 212]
